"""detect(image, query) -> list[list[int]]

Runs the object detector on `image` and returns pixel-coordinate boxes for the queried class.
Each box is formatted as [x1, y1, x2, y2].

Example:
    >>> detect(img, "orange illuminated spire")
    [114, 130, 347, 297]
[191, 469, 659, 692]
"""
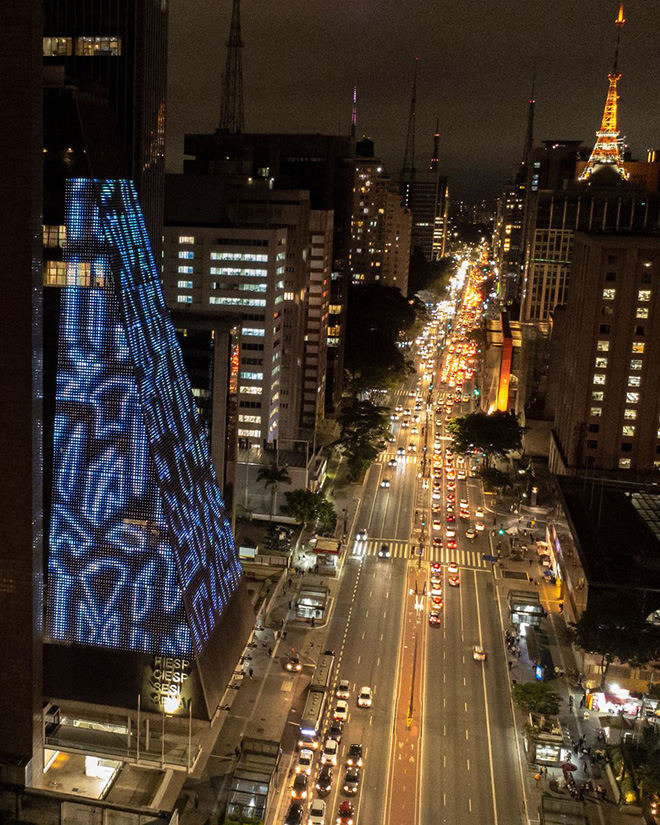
[579, 3, 628, 181]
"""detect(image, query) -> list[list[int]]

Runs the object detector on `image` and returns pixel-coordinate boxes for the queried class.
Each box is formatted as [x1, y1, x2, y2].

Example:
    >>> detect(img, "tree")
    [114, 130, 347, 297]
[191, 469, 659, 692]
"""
[569, 593, 660, 690]
[479, 466, 510, 491]
[512, 682, 562, 716]
[446, 411, 524, 466]
[281, 489, 337, 535]
[407, 253, 453, 298]
[337, 400, 391, 481]
[256, 462, 291, 521]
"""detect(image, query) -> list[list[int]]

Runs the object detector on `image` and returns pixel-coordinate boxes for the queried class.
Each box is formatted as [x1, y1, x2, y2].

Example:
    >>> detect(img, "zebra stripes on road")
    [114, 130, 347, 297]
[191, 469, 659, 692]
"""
[351, 538, 489, 569]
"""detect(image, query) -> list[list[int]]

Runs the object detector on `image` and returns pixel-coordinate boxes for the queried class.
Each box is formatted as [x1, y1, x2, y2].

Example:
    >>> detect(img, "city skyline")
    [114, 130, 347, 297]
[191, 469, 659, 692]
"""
[167, 0, 660, 198]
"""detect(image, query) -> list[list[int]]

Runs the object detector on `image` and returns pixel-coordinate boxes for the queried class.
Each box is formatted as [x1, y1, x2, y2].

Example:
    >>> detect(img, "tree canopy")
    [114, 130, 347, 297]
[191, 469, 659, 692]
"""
[569, 593, 660, 690]
[336, 400, 391, 481]
[446, 411, 524, 465]
[407, 252, 453, 298]
[512, 682, 562, 716]
[282, 489, 337, 534]
[256, 463, 291, 520]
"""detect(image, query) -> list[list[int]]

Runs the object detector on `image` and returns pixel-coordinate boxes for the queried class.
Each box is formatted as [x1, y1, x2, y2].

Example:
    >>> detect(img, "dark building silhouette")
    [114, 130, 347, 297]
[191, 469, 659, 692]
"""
[0, 0, 44, 787]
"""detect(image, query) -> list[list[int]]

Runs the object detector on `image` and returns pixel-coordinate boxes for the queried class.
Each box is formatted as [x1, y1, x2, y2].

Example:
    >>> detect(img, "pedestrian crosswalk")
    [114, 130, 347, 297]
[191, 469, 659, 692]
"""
[351, 538, 489, 569]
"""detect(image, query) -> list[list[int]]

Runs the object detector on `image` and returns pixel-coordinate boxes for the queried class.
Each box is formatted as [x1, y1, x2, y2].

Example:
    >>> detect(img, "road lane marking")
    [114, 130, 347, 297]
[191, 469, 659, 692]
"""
[474, 570, 500, 825]
[467, 758, 470, 771]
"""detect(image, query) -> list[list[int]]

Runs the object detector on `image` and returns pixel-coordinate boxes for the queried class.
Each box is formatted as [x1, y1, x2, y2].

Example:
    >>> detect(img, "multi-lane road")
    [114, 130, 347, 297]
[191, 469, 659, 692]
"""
[269, 286, 526, 825]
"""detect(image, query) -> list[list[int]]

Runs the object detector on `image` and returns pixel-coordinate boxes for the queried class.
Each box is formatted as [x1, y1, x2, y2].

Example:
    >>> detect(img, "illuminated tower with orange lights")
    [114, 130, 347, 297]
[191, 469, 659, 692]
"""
[579, 3, 629, 181]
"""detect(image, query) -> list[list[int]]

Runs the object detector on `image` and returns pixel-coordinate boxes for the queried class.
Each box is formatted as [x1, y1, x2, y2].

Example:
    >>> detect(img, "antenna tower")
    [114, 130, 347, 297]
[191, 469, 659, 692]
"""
[219, 0, 245, 133]
[351, 86, 357, 139]
[401, 58, 418, 185]
[579, 3, 628, 181]
[521, 69, 536, 164]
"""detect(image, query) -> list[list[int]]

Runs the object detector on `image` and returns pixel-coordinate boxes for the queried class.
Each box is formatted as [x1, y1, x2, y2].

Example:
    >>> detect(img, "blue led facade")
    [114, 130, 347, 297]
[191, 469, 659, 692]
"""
[47, 179, 242, 658]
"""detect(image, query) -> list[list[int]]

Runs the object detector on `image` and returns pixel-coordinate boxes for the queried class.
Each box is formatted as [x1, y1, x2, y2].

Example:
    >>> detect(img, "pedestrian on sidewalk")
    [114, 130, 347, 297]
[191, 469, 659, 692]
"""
[235, 746, 241, 759]
[289, 600, 293, 610]
[248, 667, 254, 679]
[288, 578, 292, 588]
[268, 646, 272, 656]
[282, 629, 288, 640]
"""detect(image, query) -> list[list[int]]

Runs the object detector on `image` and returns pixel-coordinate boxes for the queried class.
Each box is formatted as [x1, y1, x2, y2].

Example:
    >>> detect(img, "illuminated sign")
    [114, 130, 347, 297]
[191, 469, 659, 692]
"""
[47, 179, 242, 658]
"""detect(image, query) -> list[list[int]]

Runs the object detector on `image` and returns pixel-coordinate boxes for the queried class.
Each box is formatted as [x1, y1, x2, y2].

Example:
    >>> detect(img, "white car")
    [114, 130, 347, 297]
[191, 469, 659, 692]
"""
[457, 469, 466, 479]
[356, 528, 368, 541]
[459, 499, 469, 509]
[474, 507, 485, 519]
[447, 561, 459, 575]
[309, 798, 326, 825]
[357, 686, 373, 708]
[446, 526, 456, 538]
[465, 528, 477, 540]
[336, 679, 350, 700]
[475, 521, 485, 532]
[321, 738, 339, 765]
[333, 700, 349, 722]
[297, 748, 314, 775]
[473, 645, 487, 661]
[433, 520, 442, 531]
[380, 479, 391, 489]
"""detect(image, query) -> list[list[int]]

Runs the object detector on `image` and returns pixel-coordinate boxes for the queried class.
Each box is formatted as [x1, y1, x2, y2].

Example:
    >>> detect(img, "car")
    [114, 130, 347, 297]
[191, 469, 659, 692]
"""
[473, 645, 487, 661]
[387, 458, 397, 467]
[462, 394, 471, 402]
[474, 507, 484, 519]
[380, 479, 390, 489]
[459, 509, 470, 521]
[431, 582, 442, 597]
[430, 595, 443, 609]
[387, 435, 396, 443]
[390, 413, 399, 421]
[412, 415, 421, 423]
[475, 521, 485, 532]
[291, 772, 309, 800]
[356, 528, 368, 541]
[322, 739, 339, 765]
[448, 574, 460, 587]
[327, 721, 343, 742]
[395, 404, 403, 412]
[408, 444, 417, 452]
[446, 480, 455, 490]
[459, 499, 469, 508]
[346, 743, 363, 767]
[336, 801, 355, 825]
[297, 748, 314, 775]
[465, 528, 477, 540]
[446, 539, 457, 550]
[433, 520, 442, 531]
[333, 701, 349, 722]
[316, 764, 333, 795]
[432, 537, 443, 549]
[428, 609, 442, 627]
[457, 469, 466, 479]
[446, 493, 455, 502]
[396, 446, 405, 456]
[336, 679, 350, 700]
[446, 526, 456, 538]
[408, 390, 416, 397]
[285, 650, 303, 671]
[447, 561, 459, 575]
[411, 426, 419, 434]
[343, 767, 360, 795]
[377, 543, 390, 558]
[285, 802, 304, 825]
[401, 420, 410, 429]
[446, 514, 456, 523]
[309, 798, 327, 825]
[431, 561, 442, 573]
[357, 686, 373, 708]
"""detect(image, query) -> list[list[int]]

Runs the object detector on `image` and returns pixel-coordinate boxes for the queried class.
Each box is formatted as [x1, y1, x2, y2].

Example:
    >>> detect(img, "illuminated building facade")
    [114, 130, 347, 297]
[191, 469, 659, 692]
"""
[46, 179, 252, 719]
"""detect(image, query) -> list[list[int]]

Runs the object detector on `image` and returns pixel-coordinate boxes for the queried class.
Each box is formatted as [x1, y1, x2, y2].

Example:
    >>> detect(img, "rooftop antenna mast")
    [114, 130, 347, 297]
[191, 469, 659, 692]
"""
[521, 67, 536, 164]
[401, 57, 418, 185]
[219, 0, 245, 133]
[351, 85, 357, 139]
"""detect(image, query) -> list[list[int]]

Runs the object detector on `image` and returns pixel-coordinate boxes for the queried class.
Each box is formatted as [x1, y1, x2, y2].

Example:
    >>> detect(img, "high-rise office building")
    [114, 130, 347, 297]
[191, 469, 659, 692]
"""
[43, 0, 168, 256]
[0, 0, 44, 788]
[44, 179, 253, 725]
[550, 232, 660, 476]
[305, 212, 333, 429]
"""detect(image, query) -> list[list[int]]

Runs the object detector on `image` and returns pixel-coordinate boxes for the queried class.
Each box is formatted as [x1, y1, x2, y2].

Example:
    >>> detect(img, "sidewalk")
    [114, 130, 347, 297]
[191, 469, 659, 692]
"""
[492, 556, 640, 825]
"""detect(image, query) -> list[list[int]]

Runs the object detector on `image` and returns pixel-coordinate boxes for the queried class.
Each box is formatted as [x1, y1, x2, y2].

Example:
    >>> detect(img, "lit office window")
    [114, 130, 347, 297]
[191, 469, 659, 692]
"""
[239, 414, 261, 424]
[590, 407, 602, 417]
[602, 288, 616, 300]
[240, 371, 264, 381]
[238, 428, 261, 438]
[595, 357, 608, 369]
[624, 409, 637, 420]
[636, 307, 649, 319]
[178, 265, 193, 274]
[178, 251, 194, 259]
[638, 290, 651, 302]
[43, 37, 73, 56]
[618, 458, 632, 469]
[43, 225, 66, 248]
[74, 37, 121, 56]
[242, 328, 265, 337]
[632, 342, 645, 353]
[284, 292, 295, 301]
[45, 261, 67, 286]
[179, 235, 195, 244]
[628, 376, 641, 387]
[596, 341, 609, 352]
[177, 281, 193, 289]
[626, 392, 640, 403]
[240, 386, 263, 395]
[591, 391, 604, 402]
[177, 295, 193, 304]
[622, 425, 635, 437]
[630, 359, 643, 371]
[593, 374, 606, 385]
[210, 297, 267, 307]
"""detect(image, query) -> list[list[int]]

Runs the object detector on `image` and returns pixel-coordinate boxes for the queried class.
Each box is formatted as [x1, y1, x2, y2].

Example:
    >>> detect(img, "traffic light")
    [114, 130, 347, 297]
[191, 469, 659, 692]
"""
[498, 527, 505, 536]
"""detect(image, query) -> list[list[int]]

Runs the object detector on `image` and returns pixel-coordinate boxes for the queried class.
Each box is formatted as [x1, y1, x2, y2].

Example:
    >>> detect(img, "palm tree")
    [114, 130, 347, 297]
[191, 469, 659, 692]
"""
[256, 462, 291, 521]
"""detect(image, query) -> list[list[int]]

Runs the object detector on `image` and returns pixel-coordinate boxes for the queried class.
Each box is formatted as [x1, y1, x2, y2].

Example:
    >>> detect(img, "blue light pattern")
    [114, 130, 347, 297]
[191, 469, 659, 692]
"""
[47, 179, 242, 657]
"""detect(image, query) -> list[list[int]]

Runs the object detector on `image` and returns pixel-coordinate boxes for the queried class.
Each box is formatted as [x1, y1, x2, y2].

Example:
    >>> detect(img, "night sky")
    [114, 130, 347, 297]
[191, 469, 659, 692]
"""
[166, 0, 659, 200]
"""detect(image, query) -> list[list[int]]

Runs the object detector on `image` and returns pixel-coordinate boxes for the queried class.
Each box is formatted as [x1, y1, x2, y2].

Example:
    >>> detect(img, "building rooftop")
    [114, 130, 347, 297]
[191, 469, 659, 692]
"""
[555, 475, 660, 594]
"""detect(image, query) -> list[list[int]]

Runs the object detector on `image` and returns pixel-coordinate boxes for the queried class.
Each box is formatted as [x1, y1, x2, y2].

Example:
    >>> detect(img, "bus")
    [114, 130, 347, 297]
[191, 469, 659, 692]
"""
[297, 652, 335, 749]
